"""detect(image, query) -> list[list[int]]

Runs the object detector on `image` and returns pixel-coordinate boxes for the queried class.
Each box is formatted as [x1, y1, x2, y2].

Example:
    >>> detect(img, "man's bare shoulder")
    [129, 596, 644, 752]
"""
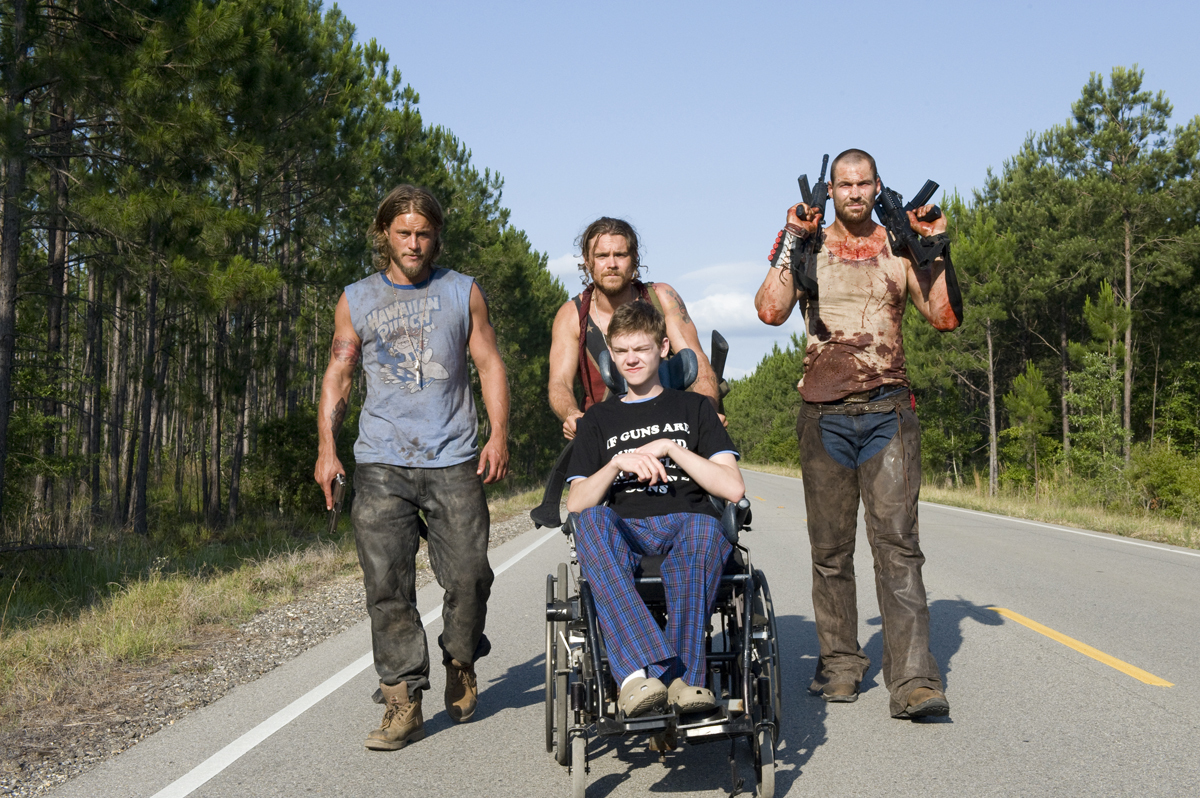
[553, 297, 582, 329]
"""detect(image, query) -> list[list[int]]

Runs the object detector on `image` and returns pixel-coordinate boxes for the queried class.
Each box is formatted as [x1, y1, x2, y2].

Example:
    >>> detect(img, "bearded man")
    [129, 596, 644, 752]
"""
[548, 217, 721, 440]
[315, 184, 509, 750]
[754, 149, 961, 720]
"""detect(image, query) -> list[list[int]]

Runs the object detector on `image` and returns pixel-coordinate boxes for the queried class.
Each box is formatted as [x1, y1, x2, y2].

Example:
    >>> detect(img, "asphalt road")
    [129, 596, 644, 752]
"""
[51, 469, 1200, 798]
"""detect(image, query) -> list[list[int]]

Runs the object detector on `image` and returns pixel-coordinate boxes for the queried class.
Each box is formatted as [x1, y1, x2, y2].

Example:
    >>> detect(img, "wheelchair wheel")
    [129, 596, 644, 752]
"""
[571, 733, 587, 798]
[554, 562, 571, 765]
[752, 569, 783, 729]
[754, 726, 775, 798]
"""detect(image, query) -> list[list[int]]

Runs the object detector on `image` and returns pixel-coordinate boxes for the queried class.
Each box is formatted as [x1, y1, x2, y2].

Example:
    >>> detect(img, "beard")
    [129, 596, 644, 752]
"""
[395, 256, 431, 280]
[834, 195, 875, 225]
[384, 239, 433, 280]
[592, 269, 634, 298]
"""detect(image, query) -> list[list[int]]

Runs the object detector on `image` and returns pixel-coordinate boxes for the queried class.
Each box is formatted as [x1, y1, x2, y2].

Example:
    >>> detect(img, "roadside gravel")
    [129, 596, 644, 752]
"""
[0, 511, 545, 797]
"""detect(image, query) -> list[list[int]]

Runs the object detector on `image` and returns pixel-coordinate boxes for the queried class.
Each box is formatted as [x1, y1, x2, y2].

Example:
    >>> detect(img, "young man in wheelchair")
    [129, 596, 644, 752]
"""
[565, 300, 745, 718]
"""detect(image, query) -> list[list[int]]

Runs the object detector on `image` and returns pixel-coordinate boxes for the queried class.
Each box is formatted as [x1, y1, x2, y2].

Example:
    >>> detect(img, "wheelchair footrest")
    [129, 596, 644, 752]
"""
[599, 712, 672, 736]
[678, 713, 754, 743]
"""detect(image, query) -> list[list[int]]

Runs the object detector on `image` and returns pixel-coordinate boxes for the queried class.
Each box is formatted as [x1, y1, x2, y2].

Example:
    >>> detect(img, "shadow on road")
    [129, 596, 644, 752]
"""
[861, 596, 1003, 699]
[772, 612, 823, 796]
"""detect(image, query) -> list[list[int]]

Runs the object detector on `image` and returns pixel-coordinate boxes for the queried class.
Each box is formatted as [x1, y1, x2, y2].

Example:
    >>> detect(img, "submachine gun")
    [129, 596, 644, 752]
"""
[873, 179, 964, 323]
[769, 154, 829, 300]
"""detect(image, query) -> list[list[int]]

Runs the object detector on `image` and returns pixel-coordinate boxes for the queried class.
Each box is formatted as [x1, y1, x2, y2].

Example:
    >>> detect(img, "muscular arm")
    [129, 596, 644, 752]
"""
[314, 293, 359, 509]
[467, 282, 510, 483]
[654, 283, 721, 413]
[904, 205, 960, 332]
[548, 301, 584, 437]
[754, 264, 802, 325]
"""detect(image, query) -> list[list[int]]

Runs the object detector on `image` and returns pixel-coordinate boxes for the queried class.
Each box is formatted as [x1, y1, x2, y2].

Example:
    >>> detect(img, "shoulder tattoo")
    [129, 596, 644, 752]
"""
[663, 286, 693, 327]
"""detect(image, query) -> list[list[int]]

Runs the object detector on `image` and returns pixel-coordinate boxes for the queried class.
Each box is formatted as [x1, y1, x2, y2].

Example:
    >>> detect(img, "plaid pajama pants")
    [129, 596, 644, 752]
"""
[575, 506, 732, 686]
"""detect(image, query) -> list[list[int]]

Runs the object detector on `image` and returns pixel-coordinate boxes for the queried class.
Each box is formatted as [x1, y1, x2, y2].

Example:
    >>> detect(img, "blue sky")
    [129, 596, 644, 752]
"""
[332, 0, 1199, 377]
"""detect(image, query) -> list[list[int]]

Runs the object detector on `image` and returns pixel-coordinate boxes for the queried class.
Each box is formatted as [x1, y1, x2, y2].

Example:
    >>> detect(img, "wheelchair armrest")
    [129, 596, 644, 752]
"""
[709, 496, 752, 545]
[564, 511, 580, 538]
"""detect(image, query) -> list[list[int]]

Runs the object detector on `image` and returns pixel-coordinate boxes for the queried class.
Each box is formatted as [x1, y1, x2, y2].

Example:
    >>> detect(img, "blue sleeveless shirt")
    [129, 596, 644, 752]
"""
[345, 268, 479, 468]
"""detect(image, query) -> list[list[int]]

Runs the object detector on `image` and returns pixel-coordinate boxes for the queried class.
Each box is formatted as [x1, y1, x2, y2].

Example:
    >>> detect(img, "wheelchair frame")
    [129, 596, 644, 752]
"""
[535, 332, 780, 796]
[543, 520, 781, 798]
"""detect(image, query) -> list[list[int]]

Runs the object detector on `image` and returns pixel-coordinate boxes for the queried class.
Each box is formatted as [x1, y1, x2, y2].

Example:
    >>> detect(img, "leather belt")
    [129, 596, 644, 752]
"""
[803, 388, 909, 417]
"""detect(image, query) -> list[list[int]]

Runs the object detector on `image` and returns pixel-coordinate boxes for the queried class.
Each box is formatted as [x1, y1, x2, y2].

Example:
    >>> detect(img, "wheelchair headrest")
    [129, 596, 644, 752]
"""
[596, 348, 699, 396]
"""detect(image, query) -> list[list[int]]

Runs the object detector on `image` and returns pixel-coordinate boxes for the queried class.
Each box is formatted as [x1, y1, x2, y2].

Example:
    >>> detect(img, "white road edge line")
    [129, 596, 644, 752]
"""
[744, 469, 1199, 560]
[151, 527, 561, 798]
[928, 503, 1200, 559]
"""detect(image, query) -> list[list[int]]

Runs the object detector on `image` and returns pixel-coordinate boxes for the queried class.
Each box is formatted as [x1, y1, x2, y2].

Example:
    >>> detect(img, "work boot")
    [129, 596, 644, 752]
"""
[893, 687, 949, 719]
[445, 658, 478, 722]
[819, 682, 859, 703]
[365, 682, 425, 750]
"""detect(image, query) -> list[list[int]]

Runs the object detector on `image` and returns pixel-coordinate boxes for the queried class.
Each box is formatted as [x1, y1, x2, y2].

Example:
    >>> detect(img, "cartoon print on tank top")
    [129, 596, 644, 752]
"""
[365, 293, 450, 393]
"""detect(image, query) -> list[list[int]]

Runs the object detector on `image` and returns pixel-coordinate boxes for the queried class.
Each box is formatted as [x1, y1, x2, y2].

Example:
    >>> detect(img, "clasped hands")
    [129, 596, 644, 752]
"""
[611, 439, 676, 486]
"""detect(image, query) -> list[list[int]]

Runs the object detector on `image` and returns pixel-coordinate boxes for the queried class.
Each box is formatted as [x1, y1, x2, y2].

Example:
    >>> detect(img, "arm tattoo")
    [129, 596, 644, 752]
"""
[329, 398, 347, 438]
[332, 337, 361, 365]
[666, 287, 693, 326]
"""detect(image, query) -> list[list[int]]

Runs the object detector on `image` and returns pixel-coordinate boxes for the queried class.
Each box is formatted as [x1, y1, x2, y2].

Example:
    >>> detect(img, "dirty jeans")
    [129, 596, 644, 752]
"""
[352, 461, 493, 695]
[797, 392, 943, 715]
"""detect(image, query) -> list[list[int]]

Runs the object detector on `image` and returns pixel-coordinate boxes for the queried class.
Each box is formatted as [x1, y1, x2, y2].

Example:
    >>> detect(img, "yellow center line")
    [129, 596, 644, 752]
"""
[753, 496, 764, 501]
[989, 607, 1173, 687]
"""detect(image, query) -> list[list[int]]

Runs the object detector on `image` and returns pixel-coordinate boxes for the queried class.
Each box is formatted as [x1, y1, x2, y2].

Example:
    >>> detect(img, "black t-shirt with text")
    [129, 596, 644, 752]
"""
[567, 389, 738, 520]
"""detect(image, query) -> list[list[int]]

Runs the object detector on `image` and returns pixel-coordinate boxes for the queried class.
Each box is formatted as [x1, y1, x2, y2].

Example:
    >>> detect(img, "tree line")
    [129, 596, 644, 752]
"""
[726, 67, 1200, 521]
[0, 0, 566, 547]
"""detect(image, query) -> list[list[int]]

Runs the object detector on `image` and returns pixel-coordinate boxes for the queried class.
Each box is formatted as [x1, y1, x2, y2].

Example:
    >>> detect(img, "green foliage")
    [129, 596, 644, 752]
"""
[244, 403, 357, 514]
[724, 335, 805, 466]
[1127, 442, 1200, 520]
[1155, 361, 1200, 453]
[1002, 361, 1054, 483]
[918, 384, 982, 487]
[0, 0, 565, 546]
[1064, 350, 1126, 497]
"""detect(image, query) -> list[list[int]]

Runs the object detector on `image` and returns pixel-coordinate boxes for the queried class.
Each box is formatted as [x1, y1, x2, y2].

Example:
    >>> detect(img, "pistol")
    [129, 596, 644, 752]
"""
[327, 473, 346, 535]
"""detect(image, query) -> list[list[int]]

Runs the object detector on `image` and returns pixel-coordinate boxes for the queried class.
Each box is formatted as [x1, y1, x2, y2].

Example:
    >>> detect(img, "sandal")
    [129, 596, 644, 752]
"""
[668, 679, 716, 712]
[618, 676, 667, 717]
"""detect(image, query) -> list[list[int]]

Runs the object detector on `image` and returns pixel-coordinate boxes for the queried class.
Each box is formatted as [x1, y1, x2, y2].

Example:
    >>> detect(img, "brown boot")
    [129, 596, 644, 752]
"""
[893, 687, 949, 719]
[444, 658, 478, 722]
[365, 682, 425, 750]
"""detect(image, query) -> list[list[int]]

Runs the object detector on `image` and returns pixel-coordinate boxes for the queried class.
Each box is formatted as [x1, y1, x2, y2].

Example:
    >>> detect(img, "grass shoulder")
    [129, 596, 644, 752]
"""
[0, 486, 542, 736]
[740, 463, 1199, 551]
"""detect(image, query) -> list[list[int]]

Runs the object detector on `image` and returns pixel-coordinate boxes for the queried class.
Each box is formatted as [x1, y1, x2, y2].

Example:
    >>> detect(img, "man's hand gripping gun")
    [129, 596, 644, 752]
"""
[327, 473, 346, 535]
[874, 179, 964, 324]
[768, 154, 828, 300]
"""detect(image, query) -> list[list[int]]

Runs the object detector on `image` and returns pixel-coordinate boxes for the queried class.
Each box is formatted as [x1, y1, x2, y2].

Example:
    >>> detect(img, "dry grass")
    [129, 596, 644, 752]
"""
[742, 463, 803, 480]
[920, 485, 1199, 550]
[742, 464, 1199, 551]
[1, 488, 544, 731]
[0, 540, 357, 727]
[487, 486, 543, 524]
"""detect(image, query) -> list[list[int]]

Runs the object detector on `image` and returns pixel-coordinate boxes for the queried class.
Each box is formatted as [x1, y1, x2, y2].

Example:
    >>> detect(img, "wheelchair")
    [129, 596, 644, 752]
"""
[532, 334, 782, 798]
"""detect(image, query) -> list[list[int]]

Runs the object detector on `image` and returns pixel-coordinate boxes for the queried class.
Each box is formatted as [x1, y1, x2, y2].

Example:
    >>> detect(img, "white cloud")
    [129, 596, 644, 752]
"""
[546, 253, 581, 279]
[674, 261, 763, 294]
